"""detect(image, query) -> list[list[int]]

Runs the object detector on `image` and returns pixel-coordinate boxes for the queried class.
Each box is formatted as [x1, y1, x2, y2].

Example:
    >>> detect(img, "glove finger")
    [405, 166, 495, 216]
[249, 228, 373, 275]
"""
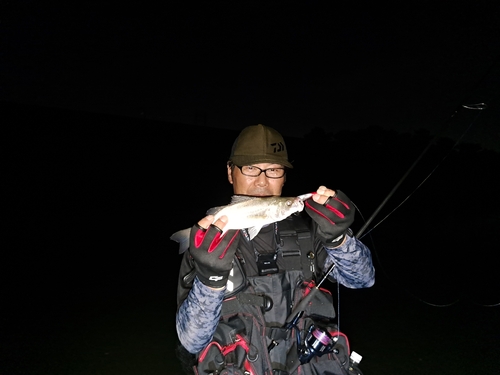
[305, 199, 344, 225]
[191, 222, 225, 249]
[325, 190, 352, 215]
[191, 223, 240, 258]
[207, 226, 240, 258]
[191, 223, 209, 248]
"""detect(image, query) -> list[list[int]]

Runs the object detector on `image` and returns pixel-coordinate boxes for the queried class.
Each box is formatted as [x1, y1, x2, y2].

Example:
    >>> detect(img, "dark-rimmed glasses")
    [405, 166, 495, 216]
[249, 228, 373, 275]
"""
[235, 165, 286, 179]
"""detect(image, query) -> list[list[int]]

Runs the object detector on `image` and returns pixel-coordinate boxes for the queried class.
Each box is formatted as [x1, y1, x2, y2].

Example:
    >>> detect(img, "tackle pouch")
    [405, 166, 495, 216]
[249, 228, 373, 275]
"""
[283, 280, 363, 375]
[290, 317, 363, 375]
[194, 323, 260, 375]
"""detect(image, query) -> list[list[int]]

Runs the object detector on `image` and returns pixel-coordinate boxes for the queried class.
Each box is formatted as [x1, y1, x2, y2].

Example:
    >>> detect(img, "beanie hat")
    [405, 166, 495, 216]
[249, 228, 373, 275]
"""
[228, 124, 293, 168]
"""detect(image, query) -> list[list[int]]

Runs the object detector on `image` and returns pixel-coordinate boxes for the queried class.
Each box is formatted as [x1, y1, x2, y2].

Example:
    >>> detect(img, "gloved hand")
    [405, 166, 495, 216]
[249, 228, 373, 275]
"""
[304, 188, 354, 247]
[189, 217, 240, 288]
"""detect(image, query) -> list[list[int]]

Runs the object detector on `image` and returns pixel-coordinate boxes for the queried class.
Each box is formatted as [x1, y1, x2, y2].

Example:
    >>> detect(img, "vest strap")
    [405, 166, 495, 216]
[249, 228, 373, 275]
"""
[278, 216, 313, 280]
[265, 326, 288, 341]
[222, 293, 272, 315]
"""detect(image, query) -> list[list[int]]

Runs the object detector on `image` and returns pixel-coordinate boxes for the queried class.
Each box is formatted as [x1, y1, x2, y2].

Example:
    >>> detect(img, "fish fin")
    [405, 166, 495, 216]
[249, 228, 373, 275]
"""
[206, 206, 225, 216]
[207, 195, 261, 215]
[247, 225, 263, 240]
[229, 195, 257, 204]
[170, 227, 191, 254]
[207, 195, 255, 215]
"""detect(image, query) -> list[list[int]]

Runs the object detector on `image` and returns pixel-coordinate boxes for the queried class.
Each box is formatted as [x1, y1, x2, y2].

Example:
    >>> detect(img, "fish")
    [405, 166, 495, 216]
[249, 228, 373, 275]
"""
[297, 192, 314, 201]
[170, 194, 310, 254]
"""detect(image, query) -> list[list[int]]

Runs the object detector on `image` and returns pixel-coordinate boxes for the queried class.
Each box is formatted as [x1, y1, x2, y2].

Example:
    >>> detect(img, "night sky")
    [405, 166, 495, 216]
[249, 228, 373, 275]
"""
[2, 1, 499, 149]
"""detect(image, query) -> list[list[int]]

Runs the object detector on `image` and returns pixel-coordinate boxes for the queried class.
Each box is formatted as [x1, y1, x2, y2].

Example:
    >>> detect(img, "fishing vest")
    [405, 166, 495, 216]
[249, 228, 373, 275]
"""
[193, 215, 364, 375]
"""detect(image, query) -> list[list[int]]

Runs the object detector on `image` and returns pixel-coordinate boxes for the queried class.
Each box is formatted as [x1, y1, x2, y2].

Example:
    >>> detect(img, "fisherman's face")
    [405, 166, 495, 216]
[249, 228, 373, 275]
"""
[227, 163, 285, 197]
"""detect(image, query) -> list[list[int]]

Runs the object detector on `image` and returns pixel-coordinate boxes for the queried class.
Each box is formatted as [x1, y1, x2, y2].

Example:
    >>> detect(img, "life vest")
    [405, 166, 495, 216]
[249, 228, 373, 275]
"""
[193, 215, 364, 375]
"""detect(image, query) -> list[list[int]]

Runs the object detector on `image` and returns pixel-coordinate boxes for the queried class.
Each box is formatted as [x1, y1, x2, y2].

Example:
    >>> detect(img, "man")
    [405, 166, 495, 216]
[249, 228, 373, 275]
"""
[173, 124, 375, 375]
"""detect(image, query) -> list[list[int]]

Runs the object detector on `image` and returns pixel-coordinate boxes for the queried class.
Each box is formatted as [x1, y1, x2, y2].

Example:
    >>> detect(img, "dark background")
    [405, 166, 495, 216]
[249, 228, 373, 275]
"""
[2, 1, 500, 374]
[2, 102, 500, 375]
[2, 1, 500, 150]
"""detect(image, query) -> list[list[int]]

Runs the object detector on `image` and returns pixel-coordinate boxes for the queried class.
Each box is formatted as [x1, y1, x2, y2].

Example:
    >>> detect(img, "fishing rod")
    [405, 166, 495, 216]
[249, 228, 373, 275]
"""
[355, 106, 461, 239]
[285, 101, 488, 325]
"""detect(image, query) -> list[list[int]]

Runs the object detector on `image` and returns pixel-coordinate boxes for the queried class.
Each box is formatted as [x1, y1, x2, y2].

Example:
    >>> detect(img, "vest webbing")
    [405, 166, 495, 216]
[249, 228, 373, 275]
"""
[278, 215, 314, 280]
[222, 215, 317, 315]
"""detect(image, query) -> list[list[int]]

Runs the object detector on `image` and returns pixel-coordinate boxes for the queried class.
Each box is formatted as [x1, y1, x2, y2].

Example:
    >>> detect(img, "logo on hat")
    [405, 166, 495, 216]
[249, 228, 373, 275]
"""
[272, 142, 285, 153]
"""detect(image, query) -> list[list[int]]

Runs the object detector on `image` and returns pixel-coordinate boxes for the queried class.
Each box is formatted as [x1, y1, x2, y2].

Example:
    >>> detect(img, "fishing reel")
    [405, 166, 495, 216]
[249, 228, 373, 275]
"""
[298, 324, 337, 364]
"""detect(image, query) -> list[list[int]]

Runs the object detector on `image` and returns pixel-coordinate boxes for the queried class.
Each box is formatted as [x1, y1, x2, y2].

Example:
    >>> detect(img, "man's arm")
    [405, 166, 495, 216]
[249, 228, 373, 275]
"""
[323, 235, 375, 289]
[176, 277, 225, 353]
[175, 215, 240, 353]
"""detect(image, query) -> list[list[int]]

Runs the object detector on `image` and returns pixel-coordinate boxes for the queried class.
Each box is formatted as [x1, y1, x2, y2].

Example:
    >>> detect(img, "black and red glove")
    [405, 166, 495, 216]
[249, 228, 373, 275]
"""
[189, 224, 240, 288]
[304, 190, 354, 247]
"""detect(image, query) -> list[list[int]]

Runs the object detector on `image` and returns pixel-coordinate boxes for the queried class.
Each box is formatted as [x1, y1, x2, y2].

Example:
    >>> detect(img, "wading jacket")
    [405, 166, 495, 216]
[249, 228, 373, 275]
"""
[175, 213, 375, 375]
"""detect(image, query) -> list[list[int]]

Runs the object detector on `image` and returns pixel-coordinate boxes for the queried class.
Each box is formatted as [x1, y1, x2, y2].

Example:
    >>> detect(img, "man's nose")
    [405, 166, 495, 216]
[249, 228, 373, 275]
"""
[255, 172, 269, 186]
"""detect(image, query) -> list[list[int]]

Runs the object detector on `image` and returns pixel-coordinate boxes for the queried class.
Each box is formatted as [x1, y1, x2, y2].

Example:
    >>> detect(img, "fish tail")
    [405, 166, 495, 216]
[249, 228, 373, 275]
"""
[170, 228, 191, 254]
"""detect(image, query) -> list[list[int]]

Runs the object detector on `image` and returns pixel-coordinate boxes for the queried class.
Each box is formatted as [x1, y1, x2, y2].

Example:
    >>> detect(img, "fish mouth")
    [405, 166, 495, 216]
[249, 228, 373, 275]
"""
[297, 192, 314, 201]
[296, 197, 305, 211]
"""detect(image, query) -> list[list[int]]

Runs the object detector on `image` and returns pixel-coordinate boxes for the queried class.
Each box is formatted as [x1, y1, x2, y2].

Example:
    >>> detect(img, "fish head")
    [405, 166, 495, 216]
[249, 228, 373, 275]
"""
[276, 196, 305, 217]
[292, 197, 305, 212]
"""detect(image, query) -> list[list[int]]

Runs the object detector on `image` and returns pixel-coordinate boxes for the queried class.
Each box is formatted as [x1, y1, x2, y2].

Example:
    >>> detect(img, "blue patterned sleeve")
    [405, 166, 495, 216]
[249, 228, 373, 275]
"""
[323, 235, 375, 288]
[176, 277, 226, 353]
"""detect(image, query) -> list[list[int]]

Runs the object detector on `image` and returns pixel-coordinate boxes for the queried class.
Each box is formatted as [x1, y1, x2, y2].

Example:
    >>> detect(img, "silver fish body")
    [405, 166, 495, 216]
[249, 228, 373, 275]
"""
[208, 195, 305, 237]
[170, 195, 305, 253]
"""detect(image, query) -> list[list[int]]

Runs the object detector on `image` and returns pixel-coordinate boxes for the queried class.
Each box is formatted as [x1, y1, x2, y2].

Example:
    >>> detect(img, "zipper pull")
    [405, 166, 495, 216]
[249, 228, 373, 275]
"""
[307, 251, 315, 274]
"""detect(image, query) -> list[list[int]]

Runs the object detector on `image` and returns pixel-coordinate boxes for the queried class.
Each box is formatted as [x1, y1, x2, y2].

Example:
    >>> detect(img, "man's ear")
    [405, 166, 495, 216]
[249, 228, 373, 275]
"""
[227, 163, 233, 184]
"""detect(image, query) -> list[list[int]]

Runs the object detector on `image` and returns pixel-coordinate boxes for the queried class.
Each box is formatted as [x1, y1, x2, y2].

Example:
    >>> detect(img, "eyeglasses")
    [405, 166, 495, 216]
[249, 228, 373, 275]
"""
[235, 165, 286, 179]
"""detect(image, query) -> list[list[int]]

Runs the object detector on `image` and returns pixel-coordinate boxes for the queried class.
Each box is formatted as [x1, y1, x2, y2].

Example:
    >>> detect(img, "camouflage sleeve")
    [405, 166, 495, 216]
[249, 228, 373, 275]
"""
[176, 276, 225, 354]
[323, 235, 375, 289]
